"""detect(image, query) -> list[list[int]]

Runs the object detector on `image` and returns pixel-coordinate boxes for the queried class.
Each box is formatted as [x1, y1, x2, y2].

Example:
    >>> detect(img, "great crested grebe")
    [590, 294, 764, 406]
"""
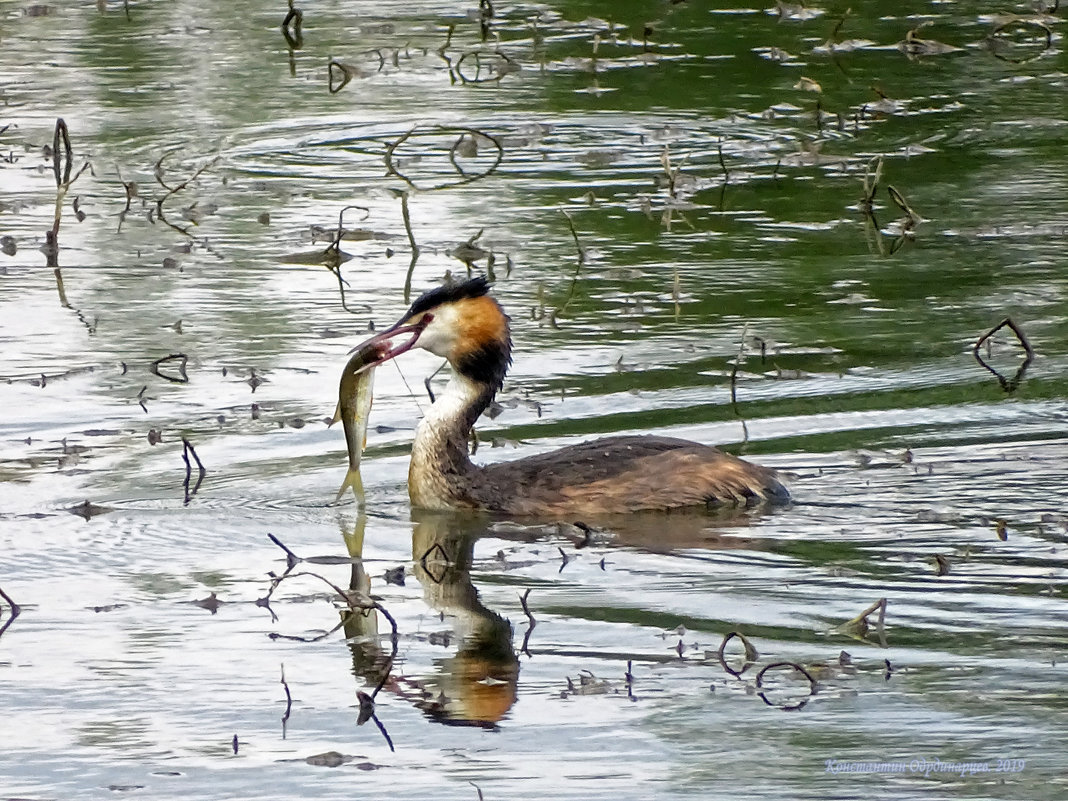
[351, 277, 789, 516]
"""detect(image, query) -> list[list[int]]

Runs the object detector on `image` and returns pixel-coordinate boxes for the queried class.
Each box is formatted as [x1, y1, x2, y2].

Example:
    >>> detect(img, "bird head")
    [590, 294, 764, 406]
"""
[350, 277, 512, 389]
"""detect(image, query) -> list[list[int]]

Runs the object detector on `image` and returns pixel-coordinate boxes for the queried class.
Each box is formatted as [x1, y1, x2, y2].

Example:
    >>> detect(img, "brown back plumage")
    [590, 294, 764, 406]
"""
[468, 435, 789, 517]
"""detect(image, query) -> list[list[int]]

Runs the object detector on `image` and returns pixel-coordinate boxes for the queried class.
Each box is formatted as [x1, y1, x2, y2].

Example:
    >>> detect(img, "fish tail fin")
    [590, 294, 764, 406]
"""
[335, 467, 366, 504]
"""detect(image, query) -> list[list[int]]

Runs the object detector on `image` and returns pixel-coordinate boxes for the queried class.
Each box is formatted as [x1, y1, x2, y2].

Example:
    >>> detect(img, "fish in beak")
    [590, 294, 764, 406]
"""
[347, 314, 433, 369]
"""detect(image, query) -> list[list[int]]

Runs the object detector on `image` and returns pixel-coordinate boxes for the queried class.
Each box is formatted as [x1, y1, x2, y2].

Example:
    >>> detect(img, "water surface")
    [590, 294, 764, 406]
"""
[1, 1, 1066, 799]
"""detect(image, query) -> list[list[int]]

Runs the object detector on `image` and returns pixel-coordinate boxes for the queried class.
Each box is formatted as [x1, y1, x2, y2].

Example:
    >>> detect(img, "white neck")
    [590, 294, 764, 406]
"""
[408, 372, 491, 509]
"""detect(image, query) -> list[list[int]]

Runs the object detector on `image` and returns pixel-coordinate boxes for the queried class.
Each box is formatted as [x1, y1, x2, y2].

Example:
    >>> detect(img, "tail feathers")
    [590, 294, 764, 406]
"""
[335, 467, 366, 504]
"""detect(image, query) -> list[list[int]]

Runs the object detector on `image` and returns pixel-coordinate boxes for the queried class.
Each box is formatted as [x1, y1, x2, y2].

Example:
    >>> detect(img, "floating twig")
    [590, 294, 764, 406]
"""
[369, 705, 395, 751]
[715, 630, 759, 677]
[263, 538, 399, 708]
[519, 588, 536, 656]
[281, 1, 303, 50]
[886, 185, 921, 231]
[729, 322, 748, 411]
[0, 584, 22, 640]
[401, 192, 420, 303]
[419, 542, 451, 584]
[181, 437, 206, 504]
[269, 532, 302, 571]
[281, 664, 293, 737]
[355, 689, 395, 750]
[837, 598, 888, 647]
[563, 211, 586, 266]
[384, 126, 503, 191]
[45, 119, 94, 323]
[755, 661, 817, 711]
[454, 50, 517, 85]
[115, 166, 138, 233]
[152, 150, 221, 238]
[987, 17, 1052, 64]
[859, 155, 883, 215]
[973, 317, 1034, 393]
[324, 204, 370, 258]
[730, 324, 752, 444]
[183, 438, 206, 472]
[150, 353, 189, 383]
[66, 499, 113, 520]
[552, 211, 587, 322]
[328, 59, 360, 93]
[478, 0, 495, 41]
[437, 24, 457, 82]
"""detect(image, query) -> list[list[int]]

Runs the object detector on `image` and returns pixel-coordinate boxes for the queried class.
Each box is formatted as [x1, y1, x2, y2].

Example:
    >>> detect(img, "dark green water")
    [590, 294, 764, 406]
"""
[1, 1, 1066, 799]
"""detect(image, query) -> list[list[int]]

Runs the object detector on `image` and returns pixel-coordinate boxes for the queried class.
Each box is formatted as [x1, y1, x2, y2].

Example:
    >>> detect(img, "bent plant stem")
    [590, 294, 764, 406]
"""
[323, 205, 372, 315]
[519, 588, 536, 656]
[838, 597, 888, 647]
[181, 437, 207, 504]
[260, 557, 400, 703]
[326, 206, 370, 255]
[716, 630, 759, 677]
[153, 151, 221, 238]
[280, 664, 293, 737]
[384, 126, 503, 191]
[0, 584, 23, 640]
[401, 192, 420, 303]
[554, 211, 586, 321]
[47, 119, 94, 316]
[973, 317, 1034, 392]
[116, 165, 137, 234]
[281, 1, 303, 50]
[755, 661, 818, 710]
[151, 353, 189, 383]
[730, 323, 751, 445]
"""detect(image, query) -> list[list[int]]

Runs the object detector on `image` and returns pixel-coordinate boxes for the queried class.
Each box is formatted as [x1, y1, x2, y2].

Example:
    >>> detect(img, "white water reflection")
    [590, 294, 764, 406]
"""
[2, 0, 1067, 799]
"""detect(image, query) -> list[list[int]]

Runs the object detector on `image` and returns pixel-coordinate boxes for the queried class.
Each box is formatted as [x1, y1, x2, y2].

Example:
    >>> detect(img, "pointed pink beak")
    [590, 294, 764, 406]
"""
[347, 314, 433, 371]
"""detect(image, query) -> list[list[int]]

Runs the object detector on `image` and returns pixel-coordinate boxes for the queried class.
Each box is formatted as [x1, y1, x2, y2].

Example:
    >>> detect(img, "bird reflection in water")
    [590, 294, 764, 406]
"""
[340, 510, 519, 730]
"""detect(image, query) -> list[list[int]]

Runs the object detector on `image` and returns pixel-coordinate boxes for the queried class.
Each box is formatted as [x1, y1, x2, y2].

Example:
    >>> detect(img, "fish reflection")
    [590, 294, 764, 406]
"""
[339, 512, 388, 685]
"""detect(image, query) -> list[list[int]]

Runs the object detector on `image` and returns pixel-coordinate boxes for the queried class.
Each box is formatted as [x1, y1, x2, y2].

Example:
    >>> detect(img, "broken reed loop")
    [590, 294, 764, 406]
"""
[47, 117, 93, 240]
[281, 1, 303, 50]
[181, 437, 206, 504]
[0, 584, 22, 641]
[756, 661, 818, 711]
[150, 149, 220, 243]
[262, 535, 399, 699]
[280, 664, 293, 737]
[260, 535, 399, 752]
[519, 588, 536, 656]
[974, 317, 1034, 362]
[43, 119, 94, 325]
[151, 353, 189, 383]
[716, 630, 759, 677]
[858, 156, 920, 256]
[972, 317, 1034, 393]
[384, 125, 503, 191]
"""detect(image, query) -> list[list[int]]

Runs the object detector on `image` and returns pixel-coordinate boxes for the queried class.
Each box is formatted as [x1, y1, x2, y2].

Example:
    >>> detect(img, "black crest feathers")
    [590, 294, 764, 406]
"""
[405, 276, 491, 318]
